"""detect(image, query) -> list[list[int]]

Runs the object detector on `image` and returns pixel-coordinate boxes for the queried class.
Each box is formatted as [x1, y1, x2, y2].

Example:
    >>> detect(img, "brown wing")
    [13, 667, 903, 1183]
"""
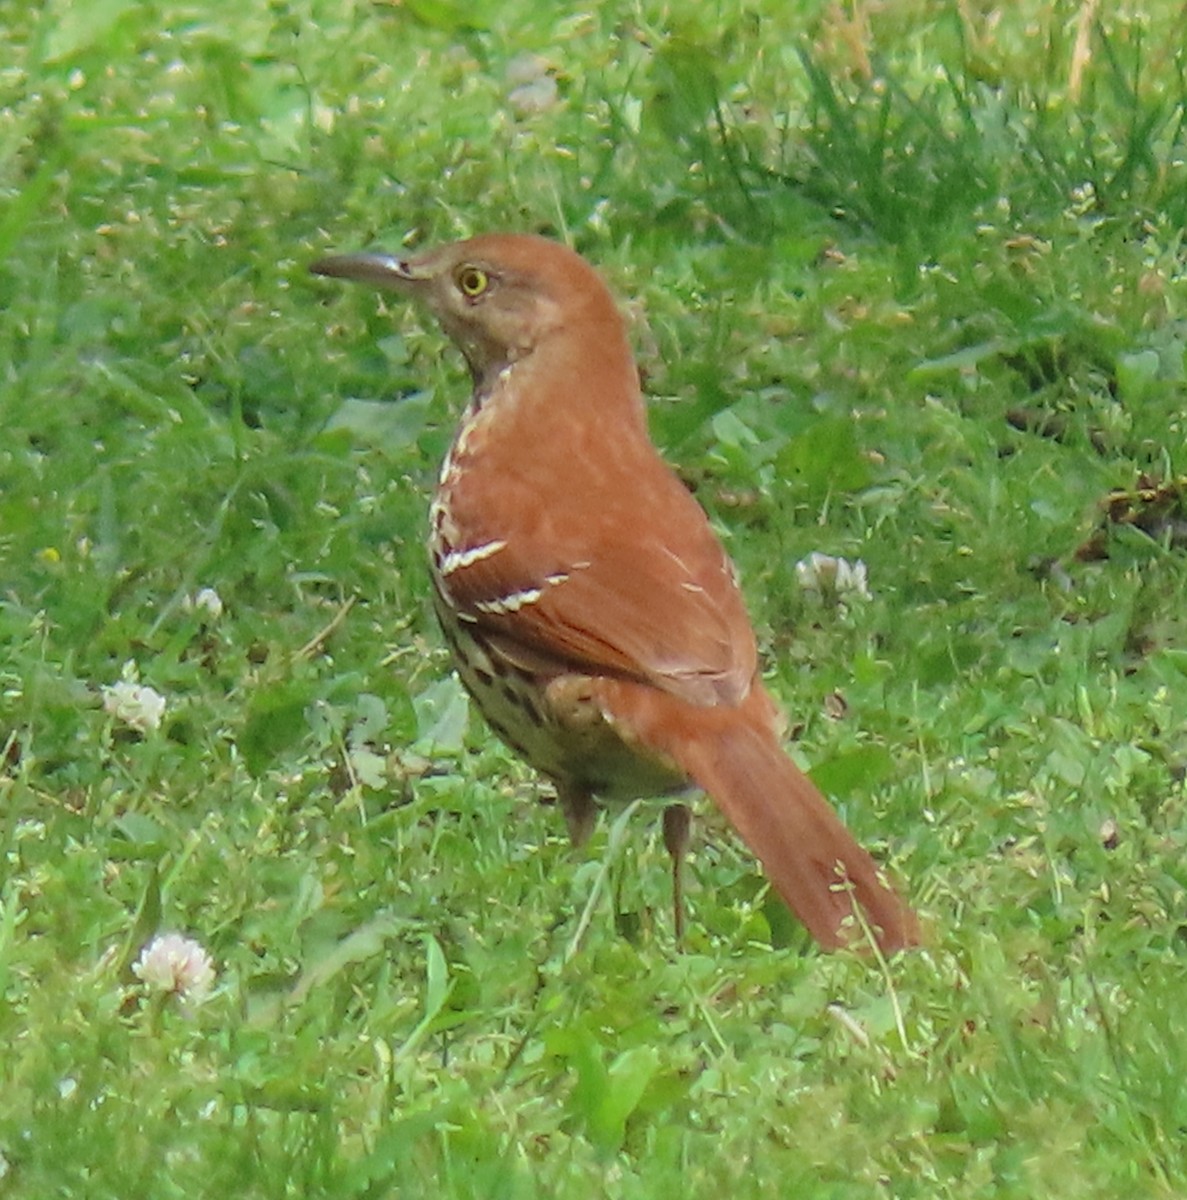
[435, 428, 757, 708]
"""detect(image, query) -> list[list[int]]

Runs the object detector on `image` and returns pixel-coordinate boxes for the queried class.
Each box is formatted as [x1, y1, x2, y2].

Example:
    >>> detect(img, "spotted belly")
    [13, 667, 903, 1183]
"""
[428, 574, 687, 802]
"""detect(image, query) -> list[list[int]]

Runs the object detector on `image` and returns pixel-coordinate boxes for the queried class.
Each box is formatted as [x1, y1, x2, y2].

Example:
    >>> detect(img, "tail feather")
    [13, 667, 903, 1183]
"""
[599, 680, 919, 954]
[676, 718, 918, 953]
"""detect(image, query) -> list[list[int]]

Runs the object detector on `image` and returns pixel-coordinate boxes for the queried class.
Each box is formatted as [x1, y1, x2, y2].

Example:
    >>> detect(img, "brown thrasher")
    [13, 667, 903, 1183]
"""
[311, 233, 918, 954]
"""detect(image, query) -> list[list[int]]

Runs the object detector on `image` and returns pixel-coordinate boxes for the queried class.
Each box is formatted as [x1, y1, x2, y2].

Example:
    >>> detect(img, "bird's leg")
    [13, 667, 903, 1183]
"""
[662, 803, 692, 945]
[557, 783, 597, 848]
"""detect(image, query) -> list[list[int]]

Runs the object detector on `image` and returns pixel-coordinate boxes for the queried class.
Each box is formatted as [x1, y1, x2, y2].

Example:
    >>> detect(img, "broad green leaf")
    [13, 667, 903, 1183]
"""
[239, 679, 317, 776]
[775, 415, 873, 497]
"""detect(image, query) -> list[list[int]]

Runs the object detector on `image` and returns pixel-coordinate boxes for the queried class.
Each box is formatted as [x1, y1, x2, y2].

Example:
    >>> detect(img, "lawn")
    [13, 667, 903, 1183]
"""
[2, 1, 1186, 1196]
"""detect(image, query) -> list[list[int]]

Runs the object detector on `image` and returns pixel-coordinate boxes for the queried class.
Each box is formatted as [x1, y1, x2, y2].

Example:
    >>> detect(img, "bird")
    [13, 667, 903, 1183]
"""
[310, 233, 919, 954]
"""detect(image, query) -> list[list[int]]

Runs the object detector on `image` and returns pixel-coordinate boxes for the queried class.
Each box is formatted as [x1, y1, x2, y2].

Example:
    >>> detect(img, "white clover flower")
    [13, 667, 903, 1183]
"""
[190, 587, 224, 619]
[102, 680, 166, 732]
[834, 557, 871, 600]
[134, 933, 216, 1009]
[506, 53, 558, 115]
[795, 552, 872, 604]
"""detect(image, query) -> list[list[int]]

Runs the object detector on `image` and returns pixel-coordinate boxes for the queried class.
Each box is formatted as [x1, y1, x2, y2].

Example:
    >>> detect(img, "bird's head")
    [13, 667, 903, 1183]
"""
[311, 233, 620, 387]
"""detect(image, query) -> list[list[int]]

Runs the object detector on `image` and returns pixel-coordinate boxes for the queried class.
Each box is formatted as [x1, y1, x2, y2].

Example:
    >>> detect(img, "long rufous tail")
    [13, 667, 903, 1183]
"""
[600, 681, 920, 954]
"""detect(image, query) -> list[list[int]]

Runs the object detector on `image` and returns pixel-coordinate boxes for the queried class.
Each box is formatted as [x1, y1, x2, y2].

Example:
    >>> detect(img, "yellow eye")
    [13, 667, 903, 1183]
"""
[455, 265, 490, 298]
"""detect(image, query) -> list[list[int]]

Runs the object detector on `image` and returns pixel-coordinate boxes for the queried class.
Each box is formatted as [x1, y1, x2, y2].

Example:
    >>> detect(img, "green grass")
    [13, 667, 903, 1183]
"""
[3, 0, 1187, 1195]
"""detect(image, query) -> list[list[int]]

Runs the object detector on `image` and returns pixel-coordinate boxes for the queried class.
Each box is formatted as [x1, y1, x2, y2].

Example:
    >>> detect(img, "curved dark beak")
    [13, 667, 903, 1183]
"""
[309, 251, 427, 291]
